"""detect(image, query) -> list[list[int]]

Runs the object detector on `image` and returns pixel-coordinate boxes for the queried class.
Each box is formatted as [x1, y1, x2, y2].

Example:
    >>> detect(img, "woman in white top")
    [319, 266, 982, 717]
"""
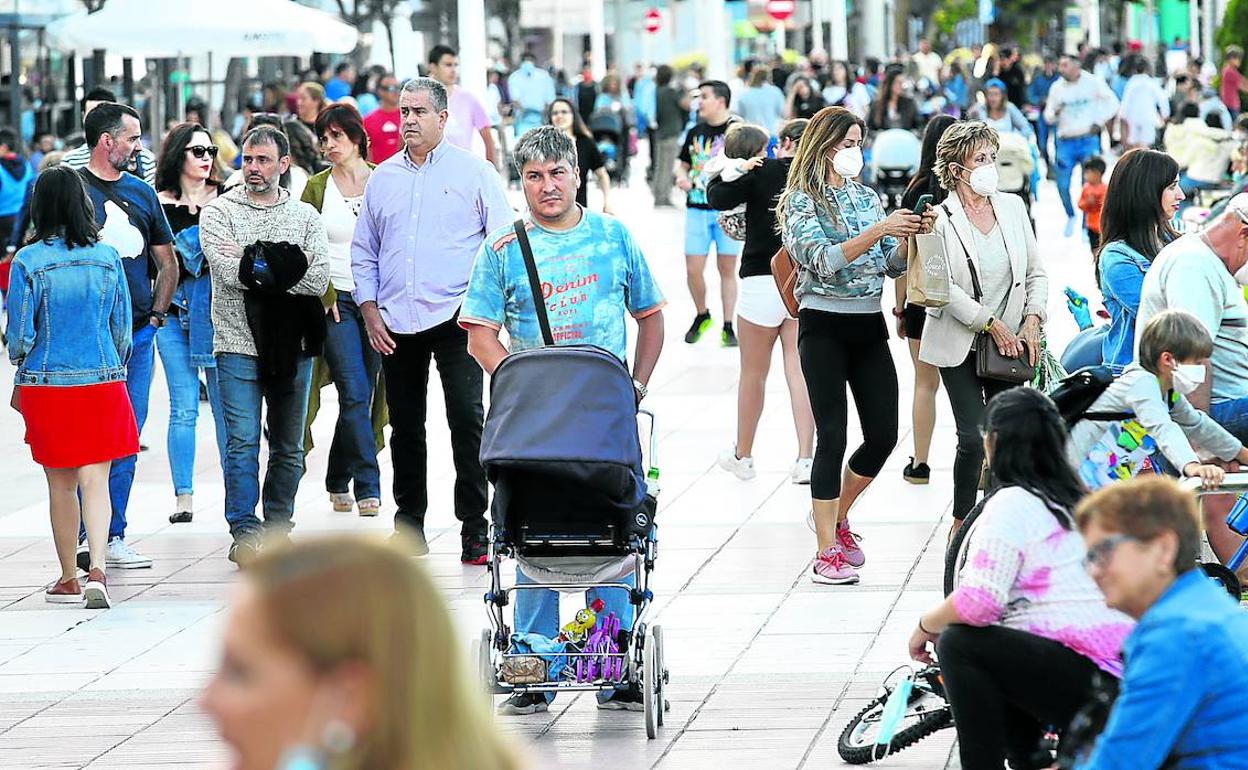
[1117, 55, 1170, 151]
[300, 104, 384, 518]
[919, 121, 1048, 533]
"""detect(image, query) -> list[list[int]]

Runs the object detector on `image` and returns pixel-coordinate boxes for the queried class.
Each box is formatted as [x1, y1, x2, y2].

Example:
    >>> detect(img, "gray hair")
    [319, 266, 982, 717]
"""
[400, 77, 448, 112]
[512, 125, 577, 174]
[242, 125, 290, 158]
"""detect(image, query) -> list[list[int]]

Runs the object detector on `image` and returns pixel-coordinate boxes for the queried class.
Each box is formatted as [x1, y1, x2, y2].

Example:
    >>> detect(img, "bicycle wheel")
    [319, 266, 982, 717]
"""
[1200, 561, 1242, 600]
[837, 690, 953, 764]
[944, 498, 989, 597]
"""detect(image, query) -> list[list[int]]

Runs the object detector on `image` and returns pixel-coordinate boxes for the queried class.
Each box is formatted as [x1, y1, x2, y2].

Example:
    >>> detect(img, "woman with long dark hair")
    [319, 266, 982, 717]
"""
[892, 114, 956, 486]
[777, 106, 927, 585]
[868, 70, 921, 132]
[6, 166, 138, 609]
[155, 122, 226, 523]
[545, 97, 612, 213]
[301, 103, 385, 518]
[909, 387, 1133, 770]
[1096, 148, 1184, 373]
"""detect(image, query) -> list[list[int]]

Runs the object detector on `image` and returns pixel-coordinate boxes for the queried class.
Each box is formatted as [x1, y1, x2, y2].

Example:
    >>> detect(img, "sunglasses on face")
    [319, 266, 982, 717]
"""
[1083, 533, 1137, 570]
[186, 145, 219, 160]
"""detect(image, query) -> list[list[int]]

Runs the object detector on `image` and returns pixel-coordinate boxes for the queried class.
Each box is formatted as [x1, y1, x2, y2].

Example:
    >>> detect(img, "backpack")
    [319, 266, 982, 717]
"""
[1049, 365, 1133, 427]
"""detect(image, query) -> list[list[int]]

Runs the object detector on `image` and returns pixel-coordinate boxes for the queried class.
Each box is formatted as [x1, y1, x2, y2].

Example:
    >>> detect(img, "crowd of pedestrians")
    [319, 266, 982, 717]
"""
[9, 28, 1248, 769]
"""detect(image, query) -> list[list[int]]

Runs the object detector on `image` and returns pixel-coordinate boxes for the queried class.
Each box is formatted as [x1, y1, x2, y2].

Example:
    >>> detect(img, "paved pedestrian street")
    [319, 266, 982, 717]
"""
[0, 179, 1090, 769]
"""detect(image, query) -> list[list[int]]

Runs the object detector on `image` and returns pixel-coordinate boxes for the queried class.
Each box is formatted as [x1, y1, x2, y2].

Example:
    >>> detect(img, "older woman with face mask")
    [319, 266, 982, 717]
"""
[1073, 477, 1248, 769]
[920, 120, 1048, 533]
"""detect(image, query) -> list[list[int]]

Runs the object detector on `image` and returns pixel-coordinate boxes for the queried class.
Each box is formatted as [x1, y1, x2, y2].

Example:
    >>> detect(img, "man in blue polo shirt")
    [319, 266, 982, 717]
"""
[460, 125, 665, 715]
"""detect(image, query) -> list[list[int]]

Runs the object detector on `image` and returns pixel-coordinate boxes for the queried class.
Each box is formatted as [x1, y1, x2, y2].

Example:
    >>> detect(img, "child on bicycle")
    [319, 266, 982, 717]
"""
[1067, 309, 1248, 488]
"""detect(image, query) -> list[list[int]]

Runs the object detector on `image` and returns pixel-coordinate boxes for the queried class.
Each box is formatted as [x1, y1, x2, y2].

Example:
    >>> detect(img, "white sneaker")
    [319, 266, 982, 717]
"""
[106, 538, 152, 569]
[790, 458, 813, 485]
[717, 446, 756, 480]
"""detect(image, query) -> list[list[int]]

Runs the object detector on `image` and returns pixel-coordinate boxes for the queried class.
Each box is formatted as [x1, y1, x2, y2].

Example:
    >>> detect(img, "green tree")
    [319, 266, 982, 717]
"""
[931, 0, 977, 38]
[1217, 0, 1248, 65]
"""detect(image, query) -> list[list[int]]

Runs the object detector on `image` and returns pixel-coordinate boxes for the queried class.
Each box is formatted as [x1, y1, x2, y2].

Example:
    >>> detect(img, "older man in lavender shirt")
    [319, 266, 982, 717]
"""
[351, 77, 513, 564]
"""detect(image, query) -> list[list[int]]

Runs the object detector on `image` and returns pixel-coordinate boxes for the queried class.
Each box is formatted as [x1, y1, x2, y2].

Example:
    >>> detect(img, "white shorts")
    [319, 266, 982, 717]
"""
[736, 275, 793, 329]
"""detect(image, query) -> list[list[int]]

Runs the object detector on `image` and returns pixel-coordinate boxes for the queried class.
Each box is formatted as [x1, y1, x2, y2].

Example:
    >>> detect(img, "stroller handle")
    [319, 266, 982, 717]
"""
[1181, 474, 1248, 498]
[639, 408, 658, 473]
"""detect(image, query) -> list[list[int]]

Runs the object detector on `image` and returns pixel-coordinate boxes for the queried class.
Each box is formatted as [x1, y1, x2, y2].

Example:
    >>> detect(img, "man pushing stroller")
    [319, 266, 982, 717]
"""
[460, 125, 666, 714]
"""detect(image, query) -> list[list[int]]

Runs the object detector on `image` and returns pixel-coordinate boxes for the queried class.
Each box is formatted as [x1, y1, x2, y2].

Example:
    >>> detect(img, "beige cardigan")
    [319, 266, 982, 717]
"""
[918, 191, 1048, 369]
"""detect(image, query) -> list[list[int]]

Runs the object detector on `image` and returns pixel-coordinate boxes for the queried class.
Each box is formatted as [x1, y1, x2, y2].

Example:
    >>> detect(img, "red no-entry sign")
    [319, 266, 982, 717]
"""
[644, 8, 661, 33]
[766, 0, 795, 21]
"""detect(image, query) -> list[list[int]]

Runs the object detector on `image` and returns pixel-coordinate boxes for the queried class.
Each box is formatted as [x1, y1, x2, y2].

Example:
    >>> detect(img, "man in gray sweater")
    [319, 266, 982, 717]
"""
[201, 126, 329, 564]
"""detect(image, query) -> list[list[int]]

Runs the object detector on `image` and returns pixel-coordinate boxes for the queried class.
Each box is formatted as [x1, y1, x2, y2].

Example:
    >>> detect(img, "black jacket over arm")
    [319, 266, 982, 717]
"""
[239, 240, 327, 388]
[706, 156, 792, 279]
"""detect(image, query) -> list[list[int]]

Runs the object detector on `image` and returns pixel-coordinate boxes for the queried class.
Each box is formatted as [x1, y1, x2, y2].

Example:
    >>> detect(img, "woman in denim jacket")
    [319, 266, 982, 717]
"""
[1096, 149, 1184, 373]
[5, 166, 138, 609]
[155, 122, 226, 524]
[1075, 477, 1248, 769]
[777, 106, 929, 586]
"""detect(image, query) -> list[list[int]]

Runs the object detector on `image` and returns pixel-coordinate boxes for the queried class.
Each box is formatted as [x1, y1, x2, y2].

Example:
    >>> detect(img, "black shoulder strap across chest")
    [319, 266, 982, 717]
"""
[77, 167, 145, 232]
[513, 219, 554, 347]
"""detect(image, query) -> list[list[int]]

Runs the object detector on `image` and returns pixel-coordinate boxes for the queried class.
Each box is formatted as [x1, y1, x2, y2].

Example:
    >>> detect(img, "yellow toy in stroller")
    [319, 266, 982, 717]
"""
[473, 343, 669, 737]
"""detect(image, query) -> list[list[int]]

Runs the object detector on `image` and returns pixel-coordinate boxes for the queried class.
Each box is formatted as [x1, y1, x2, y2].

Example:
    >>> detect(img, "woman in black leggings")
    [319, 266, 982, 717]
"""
[776, 106, 930, 585]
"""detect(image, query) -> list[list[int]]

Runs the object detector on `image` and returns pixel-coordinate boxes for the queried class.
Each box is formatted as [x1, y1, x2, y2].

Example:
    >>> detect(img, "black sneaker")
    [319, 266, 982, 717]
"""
[76, 544, 90, 573]
[227, 536, 261, 567]
[721, 323, 738, 347]
[497, 692, 549, 715]
[169, 511, 193, 524]
[902, 457, 931, 485]
[596, 686, 645, 711]
[461, 537, 488, 566]
[684, 312, 712, 344]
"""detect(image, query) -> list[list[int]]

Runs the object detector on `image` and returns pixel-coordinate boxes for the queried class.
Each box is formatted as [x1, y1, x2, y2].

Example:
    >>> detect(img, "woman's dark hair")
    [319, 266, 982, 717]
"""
[904, 114, 957, 205]
[544, 97, 592, 139]
[281, 117, 325, 175]
[871, 70, 904, 126]
[30, 165, 100, 249]
[314, 103, 369, 161]
[156, 122, 220, 196]
[982, 387, 1086, 527]
[1095, 148, 1180, 274]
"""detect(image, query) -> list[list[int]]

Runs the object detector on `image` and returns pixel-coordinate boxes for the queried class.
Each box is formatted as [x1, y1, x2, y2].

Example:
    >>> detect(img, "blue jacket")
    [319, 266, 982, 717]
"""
[171, 225, 215, 368]
[5, 238, 131, 386]
[1077, 569, 1248, 769]
[1098, 240, 1152, 374]
[1028, 71, 1060, 109]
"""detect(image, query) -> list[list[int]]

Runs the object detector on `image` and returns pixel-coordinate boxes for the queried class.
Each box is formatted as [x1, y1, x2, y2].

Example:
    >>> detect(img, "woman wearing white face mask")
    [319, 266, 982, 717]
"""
[921, 121, 1048, 533]
[1068, 310, 1248, 489]
[777, 106, 931, 585]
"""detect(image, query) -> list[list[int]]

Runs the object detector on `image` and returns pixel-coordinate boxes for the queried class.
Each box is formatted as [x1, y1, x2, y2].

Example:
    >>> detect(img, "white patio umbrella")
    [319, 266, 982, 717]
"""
[46, 0, 359, 57]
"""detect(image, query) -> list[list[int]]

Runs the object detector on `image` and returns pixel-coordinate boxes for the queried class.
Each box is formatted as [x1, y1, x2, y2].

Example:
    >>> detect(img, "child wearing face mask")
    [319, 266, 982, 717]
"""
[1066, 309, 1248, 488]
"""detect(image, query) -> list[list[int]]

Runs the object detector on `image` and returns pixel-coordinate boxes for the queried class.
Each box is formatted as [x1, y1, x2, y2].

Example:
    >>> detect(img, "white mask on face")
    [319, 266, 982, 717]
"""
[964, 163, 999, 196]
[832, 146, 864, 178]
[1234, 239, 1248, 285]
[1172, 363, 1207, 395]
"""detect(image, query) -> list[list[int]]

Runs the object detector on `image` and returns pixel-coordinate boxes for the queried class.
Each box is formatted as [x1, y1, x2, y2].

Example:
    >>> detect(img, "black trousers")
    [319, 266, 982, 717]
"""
[939, 353, 1015, 520]
[797, 310, 898, 499]
[381, 317, 487, 540]
[938, 624, 1112, 770]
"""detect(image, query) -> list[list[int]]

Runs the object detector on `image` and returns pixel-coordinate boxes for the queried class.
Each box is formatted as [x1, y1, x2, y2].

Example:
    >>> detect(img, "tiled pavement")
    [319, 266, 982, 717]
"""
[0, 176, 1090, 769]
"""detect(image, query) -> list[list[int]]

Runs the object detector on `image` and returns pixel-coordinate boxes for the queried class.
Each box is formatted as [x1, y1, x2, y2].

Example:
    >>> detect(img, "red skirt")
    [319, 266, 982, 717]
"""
[18, 382, 139, 468]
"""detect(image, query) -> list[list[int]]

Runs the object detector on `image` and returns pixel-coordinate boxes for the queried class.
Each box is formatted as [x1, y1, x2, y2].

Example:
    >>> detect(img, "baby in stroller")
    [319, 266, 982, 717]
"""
[458, 126, 667, 724]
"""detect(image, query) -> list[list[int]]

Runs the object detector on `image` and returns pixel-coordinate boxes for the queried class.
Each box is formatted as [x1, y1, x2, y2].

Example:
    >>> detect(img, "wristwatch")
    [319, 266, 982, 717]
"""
[632, 378, 649, 401]
[892, 307, 905, 318]
[983, 316, 995, 332]
[150, 310, 168, 328]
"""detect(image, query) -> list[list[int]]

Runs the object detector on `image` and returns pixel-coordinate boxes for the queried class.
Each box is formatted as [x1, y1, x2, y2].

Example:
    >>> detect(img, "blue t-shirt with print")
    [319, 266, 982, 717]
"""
[80, 169, 174, 329]
[461, 210, 665, 361]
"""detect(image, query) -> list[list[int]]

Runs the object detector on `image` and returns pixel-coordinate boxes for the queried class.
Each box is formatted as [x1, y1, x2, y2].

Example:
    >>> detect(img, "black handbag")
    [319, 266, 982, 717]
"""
[942, 204, 1035, 384]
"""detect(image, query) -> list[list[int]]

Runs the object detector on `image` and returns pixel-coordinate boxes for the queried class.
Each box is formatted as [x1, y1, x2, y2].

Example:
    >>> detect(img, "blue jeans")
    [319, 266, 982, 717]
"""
[514, 568, 636, 703]
[156, 319, 225, 495]
[1034, 119, 1054, 169]
[216, 353, 313, 538]
[1211, 398, 1248, 446]
[1054, 134, 1102, 218]
[323, 294, 382, 500]
[103, 323, 157, 541]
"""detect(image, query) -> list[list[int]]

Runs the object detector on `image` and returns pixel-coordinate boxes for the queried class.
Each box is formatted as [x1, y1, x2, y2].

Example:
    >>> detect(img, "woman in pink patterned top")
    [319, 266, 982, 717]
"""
[908, 387, 1133, 770]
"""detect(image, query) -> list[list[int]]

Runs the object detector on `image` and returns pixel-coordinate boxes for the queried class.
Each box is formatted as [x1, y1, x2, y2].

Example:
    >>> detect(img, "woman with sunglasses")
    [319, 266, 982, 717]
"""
[1073, 476, 1248, 768]
[908, 387, 1133, 770]
[544, 97, 613, 214]
[154, 122, 227, 524]
[300, 104, 385, 518]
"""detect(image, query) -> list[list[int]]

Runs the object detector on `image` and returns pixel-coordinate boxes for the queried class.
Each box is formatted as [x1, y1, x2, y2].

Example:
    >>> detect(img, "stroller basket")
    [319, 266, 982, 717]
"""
[481, 345, 653, 556]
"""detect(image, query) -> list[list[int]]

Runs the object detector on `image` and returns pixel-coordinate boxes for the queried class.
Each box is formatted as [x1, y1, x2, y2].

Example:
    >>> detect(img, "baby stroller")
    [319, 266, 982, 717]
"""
[589, 104, 628, 183]
[473, 342, 668, 737]
[870, 128, 921, 211]
[996, 132, 1036, 224]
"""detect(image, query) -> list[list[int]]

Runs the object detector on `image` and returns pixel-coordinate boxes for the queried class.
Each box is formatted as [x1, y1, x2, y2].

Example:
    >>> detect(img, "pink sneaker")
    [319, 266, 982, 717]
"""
[812, 546, 859, 585]
[837, 521, 866, 568]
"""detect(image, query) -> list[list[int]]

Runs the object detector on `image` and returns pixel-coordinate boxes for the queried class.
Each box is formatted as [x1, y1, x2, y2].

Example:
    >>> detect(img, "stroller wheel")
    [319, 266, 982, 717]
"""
[653, 624, 667, 726]
[472, 628, 497, 697]
[643, 624, 664, 738]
